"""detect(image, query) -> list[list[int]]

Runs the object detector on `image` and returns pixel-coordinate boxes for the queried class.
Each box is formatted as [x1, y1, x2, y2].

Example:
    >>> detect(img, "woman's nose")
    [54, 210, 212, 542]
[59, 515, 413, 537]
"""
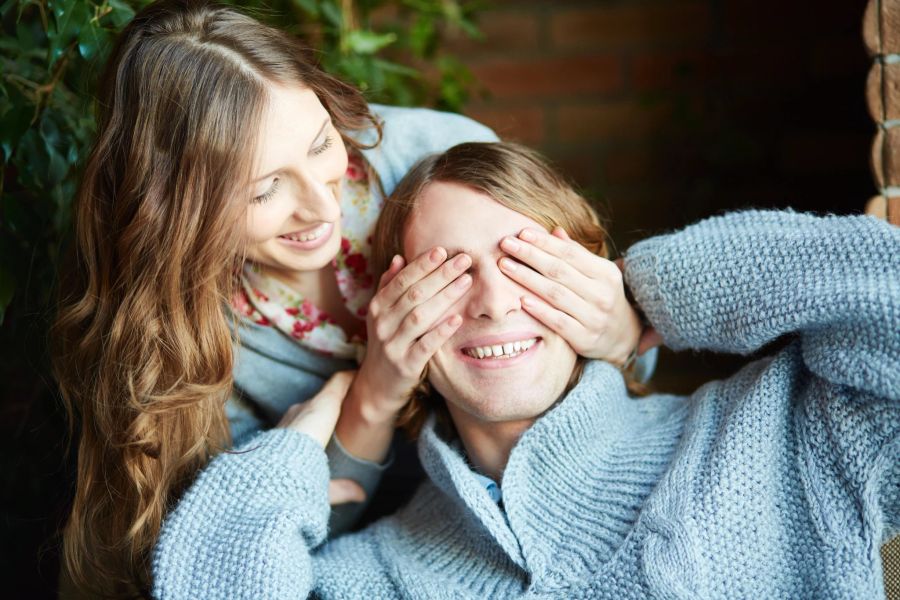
[291, 175, 340, 223]
[465, 266, 522, 321]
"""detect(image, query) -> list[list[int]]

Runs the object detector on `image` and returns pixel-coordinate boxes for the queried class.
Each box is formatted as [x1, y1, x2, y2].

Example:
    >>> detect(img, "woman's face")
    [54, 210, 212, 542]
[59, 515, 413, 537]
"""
[244, 84, 348, 276]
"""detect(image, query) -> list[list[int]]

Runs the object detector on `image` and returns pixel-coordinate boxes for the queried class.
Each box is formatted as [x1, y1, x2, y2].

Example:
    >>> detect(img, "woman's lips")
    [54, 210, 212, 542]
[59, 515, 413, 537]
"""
[277, 222, 334, 251]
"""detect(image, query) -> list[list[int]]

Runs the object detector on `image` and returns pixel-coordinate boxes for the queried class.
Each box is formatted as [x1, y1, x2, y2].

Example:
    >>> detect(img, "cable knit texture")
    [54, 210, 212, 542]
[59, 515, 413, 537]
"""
[153, 210, 900, 599]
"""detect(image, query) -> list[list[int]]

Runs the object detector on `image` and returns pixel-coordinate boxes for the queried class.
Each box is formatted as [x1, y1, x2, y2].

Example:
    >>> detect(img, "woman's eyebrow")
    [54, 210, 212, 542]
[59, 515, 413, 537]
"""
[250, 117, 331, 184]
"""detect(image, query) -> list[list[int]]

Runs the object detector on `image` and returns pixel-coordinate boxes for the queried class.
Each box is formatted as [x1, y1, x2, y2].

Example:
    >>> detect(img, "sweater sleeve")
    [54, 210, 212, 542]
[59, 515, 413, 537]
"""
[152, 428, 330, 600]
[624, 210, 900, 400]
[325, 433, 392, 534]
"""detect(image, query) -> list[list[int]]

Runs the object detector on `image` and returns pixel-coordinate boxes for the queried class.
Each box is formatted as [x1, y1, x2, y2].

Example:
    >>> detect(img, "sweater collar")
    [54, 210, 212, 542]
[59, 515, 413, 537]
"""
[418, 361, 687, 585]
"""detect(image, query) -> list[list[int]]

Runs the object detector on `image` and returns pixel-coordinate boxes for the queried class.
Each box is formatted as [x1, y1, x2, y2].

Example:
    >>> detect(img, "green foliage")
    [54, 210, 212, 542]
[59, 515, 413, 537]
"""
[0, 0, 483, 331]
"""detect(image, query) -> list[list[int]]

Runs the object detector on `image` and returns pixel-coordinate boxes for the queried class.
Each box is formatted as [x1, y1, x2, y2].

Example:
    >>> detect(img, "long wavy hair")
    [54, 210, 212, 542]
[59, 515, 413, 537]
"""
[52, 0, 379, 596]
[372, 142, 642, 436]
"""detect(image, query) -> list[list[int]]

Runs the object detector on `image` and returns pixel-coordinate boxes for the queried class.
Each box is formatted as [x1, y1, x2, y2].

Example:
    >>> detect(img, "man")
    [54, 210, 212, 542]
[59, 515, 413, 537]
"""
[154, 143, 900, 600]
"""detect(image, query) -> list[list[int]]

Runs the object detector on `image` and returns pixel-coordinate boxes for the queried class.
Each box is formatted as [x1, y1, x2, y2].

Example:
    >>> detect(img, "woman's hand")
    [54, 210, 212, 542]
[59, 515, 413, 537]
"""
[276, 371, 366, 506]
[497, 227, 650, 366]
[335, 247, 472, 462]
[277, 370, 355, 447]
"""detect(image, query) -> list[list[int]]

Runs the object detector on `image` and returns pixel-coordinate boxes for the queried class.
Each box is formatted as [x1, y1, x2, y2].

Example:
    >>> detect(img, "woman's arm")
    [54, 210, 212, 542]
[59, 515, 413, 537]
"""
[335, 247, 472, 462]
[624, 210, 900, 399]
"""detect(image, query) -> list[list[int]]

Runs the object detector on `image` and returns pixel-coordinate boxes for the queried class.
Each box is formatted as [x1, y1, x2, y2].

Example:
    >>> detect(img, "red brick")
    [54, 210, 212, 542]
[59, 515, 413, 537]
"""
[557, 100, 676, 143]
[469, 55, 623, 99]
[631, 51, 714, 92]
[464, 105, 546, 145]
[444, 10, 541, 56]
[550, 3, 712, 50]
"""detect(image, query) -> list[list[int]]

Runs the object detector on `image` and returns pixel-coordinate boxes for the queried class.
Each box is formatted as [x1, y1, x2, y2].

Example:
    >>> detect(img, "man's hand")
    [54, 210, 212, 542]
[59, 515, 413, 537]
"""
[498, 226, 646, 366]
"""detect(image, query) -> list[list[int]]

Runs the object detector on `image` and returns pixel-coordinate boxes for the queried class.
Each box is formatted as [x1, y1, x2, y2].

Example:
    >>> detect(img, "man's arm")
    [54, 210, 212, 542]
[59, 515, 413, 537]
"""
[624, 210, 900, 400]
[152, 428, 328, 599]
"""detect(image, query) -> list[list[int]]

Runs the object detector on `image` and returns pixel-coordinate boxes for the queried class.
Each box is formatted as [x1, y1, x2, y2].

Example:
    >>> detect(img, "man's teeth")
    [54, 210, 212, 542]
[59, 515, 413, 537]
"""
[464, 338, 537, 360]
[281, 223, 327, 242]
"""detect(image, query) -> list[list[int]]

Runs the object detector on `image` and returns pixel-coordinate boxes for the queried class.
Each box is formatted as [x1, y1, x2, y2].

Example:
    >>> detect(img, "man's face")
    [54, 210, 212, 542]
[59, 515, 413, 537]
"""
[403, 181, 578, 425]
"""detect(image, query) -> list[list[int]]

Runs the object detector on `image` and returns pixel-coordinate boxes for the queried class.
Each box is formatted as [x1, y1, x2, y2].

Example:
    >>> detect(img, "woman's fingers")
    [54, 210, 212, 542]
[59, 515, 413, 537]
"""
[391, 268, 471, 345]
[373, 247, 447, 312]
[328, 478, 367, 506]
[277, 370, 356, 447]
[498, 256, 595, 324]
[519, 294, 593, 351]
[503, 227, 608, 282]
[376, 254, 405, 291]
[372, 250, 471, 339]
[392, 252, 471, 314]
[406, 314, 463, 370]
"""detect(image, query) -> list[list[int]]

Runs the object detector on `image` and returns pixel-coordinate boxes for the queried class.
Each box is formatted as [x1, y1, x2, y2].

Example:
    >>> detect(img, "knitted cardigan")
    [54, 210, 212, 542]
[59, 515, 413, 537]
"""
[153, 210, 900, 599]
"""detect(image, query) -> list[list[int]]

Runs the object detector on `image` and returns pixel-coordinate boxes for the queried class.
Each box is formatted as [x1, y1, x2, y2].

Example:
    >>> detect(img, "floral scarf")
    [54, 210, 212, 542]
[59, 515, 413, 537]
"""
[232, 152, 380, 361]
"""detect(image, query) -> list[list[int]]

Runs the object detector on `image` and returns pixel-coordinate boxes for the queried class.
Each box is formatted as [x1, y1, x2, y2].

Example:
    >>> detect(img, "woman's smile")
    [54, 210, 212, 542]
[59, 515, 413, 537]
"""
[277, 222, 334, 250]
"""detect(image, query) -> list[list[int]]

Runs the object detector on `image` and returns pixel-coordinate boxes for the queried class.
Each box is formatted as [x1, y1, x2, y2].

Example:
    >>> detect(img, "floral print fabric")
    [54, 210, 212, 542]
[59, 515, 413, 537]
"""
[232, 152, 380, 361]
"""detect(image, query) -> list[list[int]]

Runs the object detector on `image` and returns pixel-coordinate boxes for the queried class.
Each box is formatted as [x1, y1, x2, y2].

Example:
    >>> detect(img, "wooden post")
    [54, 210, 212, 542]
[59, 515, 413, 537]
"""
[864, 0, 900, 225]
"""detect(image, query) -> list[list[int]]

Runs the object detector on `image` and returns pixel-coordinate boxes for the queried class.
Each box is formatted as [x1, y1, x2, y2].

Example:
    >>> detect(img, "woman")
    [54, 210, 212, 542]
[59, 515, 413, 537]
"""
[152, 142, 899, 599]
[52, 1, 643, 596]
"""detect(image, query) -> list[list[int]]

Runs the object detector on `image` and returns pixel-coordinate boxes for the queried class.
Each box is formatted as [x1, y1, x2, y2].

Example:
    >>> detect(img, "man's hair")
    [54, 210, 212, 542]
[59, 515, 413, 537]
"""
[372, 142, 639, 437]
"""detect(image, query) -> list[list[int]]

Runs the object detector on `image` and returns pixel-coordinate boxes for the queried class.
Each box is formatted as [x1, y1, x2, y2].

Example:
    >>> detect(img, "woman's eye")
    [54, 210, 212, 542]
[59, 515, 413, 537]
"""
[311, 135, 333, 156]
[251, 178, 279, 204]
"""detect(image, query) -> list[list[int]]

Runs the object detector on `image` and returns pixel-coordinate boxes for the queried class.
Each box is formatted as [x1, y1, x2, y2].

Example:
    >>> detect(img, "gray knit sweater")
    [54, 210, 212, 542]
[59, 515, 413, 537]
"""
[153, 210, 900, 599]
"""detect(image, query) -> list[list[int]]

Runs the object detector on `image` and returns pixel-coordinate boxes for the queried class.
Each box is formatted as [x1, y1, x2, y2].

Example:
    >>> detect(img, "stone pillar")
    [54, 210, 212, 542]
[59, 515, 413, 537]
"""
[864, 0, 900, 224]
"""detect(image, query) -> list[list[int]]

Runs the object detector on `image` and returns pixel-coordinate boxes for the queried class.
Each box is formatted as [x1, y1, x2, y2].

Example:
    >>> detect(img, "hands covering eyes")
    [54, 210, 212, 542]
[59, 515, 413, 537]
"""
[498, 227, 659, 366]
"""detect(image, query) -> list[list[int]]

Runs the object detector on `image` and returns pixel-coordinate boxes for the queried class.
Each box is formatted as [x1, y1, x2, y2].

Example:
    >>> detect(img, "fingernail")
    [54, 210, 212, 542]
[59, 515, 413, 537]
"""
[430, 247, 445, 263]
[449, 314, 462, 327]
[499, 257, 516, 272]
[519, 229, 537, 242]
[452, 253, 471, 269]
[391, 255, 402, 268]
[501, 237, 520, 252]
[521, 296, 534, 307]
[454, 274, 472, 289]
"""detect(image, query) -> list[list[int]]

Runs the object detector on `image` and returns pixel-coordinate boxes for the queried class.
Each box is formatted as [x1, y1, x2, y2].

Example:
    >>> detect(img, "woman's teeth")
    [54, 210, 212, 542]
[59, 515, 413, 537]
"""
[464, 338, 537, 360]
[281, 223, 328, 242]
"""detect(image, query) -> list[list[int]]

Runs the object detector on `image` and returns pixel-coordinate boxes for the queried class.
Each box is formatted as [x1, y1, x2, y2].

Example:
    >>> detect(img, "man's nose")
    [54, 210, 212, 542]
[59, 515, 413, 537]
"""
[465, 266, 522, 321]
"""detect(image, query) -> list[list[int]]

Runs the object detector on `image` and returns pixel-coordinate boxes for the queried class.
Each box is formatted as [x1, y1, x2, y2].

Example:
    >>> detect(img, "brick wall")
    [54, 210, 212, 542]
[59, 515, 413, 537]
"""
[443, 0, 873, 391]
[448, 0, 871, 240]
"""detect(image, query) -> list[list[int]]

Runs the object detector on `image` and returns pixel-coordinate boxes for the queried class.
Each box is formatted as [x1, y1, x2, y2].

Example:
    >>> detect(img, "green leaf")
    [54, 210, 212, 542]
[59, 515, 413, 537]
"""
[291, 0, 318, 17]
[456, 17, 481, 39]
[0, 261, 15, 326]
[320, 1, 341, 27]
[0, 105, 33, 162]
[0, 0, 18, 18]
[372, 57, 419, 77]
[77, 20, 110, 60]
[49, 0, 91, 63]
[408, 16, 434, 58]
[106, 0, 136, 28]
[345, 30, 396, 55]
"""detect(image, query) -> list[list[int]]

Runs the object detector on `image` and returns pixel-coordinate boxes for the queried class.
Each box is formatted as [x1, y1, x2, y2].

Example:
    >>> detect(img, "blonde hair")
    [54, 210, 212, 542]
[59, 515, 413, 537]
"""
[52, 0, 379, 596]
[372, 142, 634, 436]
